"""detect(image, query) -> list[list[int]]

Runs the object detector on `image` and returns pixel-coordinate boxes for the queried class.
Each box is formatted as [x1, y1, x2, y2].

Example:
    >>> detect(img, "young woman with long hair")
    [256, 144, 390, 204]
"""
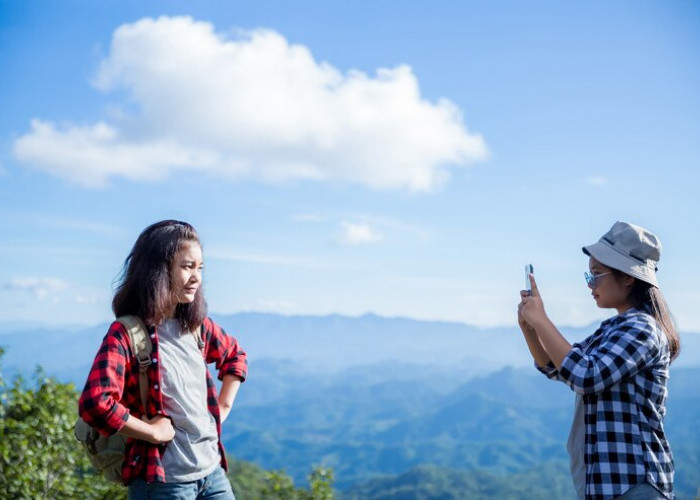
[518, 221, 678, 500]
[79, 220, 247, 499]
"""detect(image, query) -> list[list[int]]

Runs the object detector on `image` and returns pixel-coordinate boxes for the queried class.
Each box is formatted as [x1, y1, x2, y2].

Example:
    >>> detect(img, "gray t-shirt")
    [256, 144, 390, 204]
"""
[567, 393, 586, 500]
[158, 319, 220, 482]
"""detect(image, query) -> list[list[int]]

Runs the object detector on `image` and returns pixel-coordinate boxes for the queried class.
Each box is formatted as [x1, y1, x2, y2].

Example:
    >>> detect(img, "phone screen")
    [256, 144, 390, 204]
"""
[525, 264, 533, 292]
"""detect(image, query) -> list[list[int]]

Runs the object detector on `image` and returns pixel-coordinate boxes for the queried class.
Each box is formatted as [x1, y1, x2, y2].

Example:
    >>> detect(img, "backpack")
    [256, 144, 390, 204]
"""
[74, 315, 153, 485]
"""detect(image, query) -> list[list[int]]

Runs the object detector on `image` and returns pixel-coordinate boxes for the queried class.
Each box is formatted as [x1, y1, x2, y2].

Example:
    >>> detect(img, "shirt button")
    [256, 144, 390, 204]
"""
[154, 384, 159, 390]
[152, 358, 158, 363]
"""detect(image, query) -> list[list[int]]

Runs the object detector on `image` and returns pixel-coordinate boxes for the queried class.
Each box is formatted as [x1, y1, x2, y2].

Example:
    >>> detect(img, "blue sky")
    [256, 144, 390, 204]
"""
[1, 1, 699, 331]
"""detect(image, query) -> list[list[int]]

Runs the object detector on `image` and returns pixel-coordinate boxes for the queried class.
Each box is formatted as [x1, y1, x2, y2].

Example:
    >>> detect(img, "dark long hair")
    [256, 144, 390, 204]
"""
[612, 270, 680, 362]
[112, 220, 207, 331]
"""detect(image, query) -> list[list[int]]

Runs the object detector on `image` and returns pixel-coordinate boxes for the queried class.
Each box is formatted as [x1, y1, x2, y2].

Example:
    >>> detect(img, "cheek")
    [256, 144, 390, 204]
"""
[598, 283, 626, 306]
[173, 271, 187, 286]
[596, 284, 614, 303]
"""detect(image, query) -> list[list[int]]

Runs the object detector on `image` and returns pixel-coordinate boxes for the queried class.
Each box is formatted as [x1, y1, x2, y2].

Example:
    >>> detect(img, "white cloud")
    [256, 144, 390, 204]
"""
[348, 213, 429, 240]
[14, 120, 215, 188]
[335, 222, 384, 245]
[244, 299, 298, 315]
[13, 16, 487, 191]
[585, 176, 608, 186]
[206, 247, 347, 270]
[4, 278, 71, 299]
[1, 211, 124, 236]
[75, 294, 105, 305]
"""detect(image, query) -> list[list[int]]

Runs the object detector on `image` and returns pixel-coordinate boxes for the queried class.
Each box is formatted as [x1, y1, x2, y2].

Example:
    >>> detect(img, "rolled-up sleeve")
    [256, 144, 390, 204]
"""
[535, 360, 563, 381]
[78, 322, 131, 435]
[558, 313, 660, 395]
[202, 317, 248, 382]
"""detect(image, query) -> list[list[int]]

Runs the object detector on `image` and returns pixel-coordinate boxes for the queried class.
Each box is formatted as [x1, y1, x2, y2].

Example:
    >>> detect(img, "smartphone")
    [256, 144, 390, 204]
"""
[524, 264, 534, 294]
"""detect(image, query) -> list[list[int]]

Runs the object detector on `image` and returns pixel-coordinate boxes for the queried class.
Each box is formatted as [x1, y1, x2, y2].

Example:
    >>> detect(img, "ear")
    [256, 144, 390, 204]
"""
[623, 275, 636, 289]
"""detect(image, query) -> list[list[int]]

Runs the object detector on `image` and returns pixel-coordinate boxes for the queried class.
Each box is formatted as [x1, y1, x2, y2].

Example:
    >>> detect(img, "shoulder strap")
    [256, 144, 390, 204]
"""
[116, 315, 151, 413]
[196, 323, 205, 350]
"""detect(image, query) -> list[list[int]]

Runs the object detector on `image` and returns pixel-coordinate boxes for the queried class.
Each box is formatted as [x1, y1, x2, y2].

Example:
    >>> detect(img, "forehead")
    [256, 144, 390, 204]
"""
[175, 240, 203, 260]
[588, 256, 610, 271]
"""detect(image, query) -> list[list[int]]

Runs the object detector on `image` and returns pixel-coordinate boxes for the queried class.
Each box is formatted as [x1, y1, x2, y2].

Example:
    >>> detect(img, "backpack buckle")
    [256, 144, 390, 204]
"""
[137, 353, 151, 373]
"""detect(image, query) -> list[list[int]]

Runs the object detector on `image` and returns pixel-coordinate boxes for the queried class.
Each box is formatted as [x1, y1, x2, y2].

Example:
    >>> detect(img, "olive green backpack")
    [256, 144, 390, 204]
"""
[74, 315, 152, 485]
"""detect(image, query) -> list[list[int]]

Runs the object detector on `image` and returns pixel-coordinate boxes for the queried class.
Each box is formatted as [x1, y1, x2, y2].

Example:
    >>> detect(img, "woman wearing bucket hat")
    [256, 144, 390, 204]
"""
[517, 221, 680, 500]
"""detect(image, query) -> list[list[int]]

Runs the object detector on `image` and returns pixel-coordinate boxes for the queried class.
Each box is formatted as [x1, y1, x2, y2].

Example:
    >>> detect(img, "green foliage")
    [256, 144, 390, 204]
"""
[0, 351, 125, 500]
[341, 462, 576, 500]
[0, 347, 335, 500]
[307, 466, 334, 500]
[228, 458, 271, 499]
[229, 460, 335, 500]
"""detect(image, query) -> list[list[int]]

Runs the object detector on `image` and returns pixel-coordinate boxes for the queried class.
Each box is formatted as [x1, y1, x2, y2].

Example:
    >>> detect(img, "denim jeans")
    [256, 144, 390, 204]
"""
[128, 466, 235, 500]
[614, 482, 667, 500]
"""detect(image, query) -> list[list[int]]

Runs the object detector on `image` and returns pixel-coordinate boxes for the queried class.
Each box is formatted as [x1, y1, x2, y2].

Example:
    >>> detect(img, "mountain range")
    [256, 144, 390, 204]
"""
[1, 312, 698, 498]
[2, 312, 698, 385]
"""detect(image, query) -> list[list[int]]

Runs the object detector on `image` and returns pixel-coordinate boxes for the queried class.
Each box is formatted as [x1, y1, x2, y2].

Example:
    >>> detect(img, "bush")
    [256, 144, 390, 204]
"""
[0, 347, 125, 499]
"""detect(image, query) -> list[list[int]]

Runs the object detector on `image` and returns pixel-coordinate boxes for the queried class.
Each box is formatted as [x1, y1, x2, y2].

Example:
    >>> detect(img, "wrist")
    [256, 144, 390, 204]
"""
[529, 315, 550, 332]
[524, 325, 537, 336]
[149, 426, 160, 444]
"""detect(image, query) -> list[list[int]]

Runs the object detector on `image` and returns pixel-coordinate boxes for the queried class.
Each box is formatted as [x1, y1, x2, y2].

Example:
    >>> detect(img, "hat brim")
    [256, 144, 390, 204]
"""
[582, 241, 659, 287]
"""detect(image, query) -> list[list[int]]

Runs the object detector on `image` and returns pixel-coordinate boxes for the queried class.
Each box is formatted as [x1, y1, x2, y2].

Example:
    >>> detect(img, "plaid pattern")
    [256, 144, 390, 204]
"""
[79, 317, 247, 484]
[538, 308, 674, 500]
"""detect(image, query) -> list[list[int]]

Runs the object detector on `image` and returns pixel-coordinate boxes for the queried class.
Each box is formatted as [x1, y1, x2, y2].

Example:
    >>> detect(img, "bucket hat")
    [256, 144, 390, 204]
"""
[582, 221, 661, 287]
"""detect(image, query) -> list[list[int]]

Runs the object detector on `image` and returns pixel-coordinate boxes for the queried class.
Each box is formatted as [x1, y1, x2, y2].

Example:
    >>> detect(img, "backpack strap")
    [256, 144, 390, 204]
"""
[116, 315, 151, 413]
[196, 323, 205, 351]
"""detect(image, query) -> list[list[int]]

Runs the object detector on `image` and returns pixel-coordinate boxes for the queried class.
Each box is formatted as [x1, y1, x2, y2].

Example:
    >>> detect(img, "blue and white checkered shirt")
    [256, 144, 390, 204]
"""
[538, 307, 674, 500]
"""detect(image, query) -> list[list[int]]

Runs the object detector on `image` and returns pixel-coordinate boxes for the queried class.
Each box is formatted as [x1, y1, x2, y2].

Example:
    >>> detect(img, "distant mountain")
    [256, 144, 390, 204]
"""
[224, 362, 700, 498]
[225, 365, 572, 487]
[0, 312, 555, 386]
[1, 312, 698, 385]
[0, 323, 110, 386]
[214, 312, 535, 371]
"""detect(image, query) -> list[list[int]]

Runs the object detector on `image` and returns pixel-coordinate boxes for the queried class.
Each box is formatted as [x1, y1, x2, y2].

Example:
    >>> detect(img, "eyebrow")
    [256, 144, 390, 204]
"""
[180, 259, 202, 265]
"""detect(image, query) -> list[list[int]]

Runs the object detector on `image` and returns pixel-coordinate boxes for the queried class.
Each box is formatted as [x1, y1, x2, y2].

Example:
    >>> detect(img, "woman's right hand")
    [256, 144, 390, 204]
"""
[142, 415, 175, 444]
[517, 274, 560, 368]
[519, 273, 548, 330]
[517, 289, 535, 334]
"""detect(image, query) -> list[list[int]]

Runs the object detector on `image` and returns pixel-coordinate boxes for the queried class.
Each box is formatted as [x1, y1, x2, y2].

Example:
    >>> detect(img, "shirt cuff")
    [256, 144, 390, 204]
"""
[535, 360, 559, 378]
[100, 401, 130, 436]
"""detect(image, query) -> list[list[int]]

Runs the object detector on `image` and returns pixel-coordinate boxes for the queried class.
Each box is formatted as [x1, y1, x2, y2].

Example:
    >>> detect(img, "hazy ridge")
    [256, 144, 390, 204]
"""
[1, 312, 698, 498]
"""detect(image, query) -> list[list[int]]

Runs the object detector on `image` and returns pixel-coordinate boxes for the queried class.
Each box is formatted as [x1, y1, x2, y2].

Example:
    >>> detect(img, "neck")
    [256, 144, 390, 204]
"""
[616, 302, 634, 315]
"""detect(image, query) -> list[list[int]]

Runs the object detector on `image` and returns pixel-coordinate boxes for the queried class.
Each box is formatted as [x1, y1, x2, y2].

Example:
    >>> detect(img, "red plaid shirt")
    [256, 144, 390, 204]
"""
[78, 317, 247, 484]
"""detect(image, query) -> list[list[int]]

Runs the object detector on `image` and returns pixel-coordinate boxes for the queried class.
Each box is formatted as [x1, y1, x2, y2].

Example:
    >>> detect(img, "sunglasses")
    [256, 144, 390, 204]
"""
[584, 271, 612, 288]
